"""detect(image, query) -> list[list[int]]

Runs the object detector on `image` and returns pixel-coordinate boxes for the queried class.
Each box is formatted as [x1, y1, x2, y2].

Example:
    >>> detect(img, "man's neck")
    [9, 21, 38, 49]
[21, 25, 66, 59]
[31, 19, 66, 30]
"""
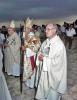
[49, 34, 57, 40]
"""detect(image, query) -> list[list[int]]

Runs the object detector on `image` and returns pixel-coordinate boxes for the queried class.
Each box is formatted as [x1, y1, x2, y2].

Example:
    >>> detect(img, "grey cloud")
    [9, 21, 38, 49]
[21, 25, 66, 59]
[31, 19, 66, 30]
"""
[0, 0, 77, 21]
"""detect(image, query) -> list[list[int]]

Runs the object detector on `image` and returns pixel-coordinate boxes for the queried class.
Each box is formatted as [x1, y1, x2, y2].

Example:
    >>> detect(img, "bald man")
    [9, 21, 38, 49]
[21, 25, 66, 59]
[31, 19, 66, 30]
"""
[35, 23, 67, 100]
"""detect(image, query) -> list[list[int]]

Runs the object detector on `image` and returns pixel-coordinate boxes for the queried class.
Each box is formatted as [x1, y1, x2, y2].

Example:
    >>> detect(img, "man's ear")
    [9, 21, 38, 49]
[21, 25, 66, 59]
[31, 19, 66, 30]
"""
[53, 28, 56, 33]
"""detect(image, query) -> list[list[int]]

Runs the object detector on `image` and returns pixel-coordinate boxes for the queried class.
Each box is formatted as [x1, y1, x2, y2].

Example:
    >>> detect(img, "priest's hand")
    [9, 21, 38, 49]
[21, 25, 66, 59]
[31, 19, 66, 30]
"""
[4, 44, 10, 48]
[21, 45, 26, 51]
[38, 53, 43, 61]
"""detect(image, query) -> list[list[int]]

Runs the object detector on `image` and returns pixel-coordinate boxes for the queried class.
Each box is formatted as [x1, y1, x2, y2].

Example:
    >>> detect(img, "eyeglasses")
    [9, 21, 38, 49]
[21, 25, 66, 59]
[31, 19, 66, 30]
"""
[46, 28, 55, 31]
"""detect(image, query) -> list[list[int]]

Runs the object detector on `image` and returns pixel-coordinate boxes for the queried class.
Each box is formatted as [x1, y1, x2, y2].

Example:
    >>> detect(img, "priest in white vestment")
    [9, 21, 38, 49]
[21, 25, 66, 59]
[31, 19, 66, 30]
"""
[0, 46, 12, 100]
[35, 23, 67, 100]
[4, 20, 21, 76]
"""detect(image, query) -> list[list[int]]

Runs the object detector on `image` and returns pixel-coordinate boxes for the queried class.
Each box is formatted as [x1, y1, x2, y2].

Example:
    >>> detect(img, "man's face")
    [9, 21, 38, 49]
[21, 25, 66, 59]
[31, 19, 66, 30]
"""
[45, 24, 56, 38]
[25, 27, 31, 34]
[8, 27, 14, 35]
[24, 27, 32, 37]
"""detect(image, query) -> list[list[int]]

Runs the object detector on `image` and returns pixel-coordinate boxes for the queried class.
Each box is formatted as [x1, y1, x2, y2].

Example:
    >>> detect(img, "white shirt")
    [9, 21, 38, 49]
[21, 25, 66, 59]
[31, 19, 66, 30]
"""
[66, 28, 76, 37]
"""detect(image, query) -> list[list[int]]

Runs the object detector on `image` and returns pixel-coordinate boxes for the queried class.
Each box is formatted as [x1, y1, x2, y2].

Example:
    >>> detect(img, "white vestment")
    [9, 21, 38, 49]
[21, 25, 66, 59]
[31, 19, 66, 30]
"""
[35, 35, 67, 100]
[4, 32, 21, 76]
[24, 48, 36, 88]
[23, 32, 41, 88]
[0, 49, 12, 100]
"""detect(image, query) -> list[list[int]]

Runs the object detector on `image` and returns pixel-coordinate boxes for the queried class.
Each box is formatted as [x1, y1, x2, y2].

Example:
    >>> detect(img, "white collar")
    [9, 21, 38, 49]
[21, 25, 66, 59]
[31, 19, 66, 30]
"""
[48, 35, 59, 44]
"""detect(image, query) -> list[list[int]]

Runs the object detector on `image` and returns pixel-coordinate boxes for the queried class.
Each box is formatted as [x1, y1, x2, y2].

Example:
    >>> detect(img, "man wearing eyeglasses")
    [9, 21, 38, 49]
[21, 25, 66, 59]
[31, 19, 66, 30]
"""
[35, 23, 67, 100]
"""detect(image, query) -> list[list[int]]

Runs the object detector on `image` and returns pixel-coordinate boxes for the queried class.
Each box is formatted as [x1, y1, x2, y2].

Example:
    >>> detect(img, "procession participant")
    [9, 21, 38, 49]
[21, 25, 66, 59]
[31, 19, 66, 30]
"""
[22, 17, 41, 88]
[35, 23, 67, 100]
[65, 24, 76, 49]
[4, 20, 21, 76]
[0, 43, 12, 100]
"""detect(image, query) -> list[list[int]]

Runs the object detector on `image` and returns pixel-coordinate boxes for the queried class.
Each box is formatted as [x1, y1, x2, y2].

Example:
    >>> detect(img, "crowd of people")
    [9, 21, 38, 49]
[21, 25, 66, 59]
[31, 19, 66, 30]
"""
[0, 18, 77, 100]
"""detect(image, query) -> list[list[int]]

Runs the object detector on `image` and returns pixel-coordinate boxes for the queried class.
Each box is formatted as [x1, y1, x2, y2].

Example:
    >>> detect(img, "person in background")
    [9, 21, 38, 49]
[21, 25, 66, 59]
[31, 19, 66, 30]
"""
[40, 25, 46, 43]
[34, 26, 41, 38]
[61, 22, 66, 36]
[0, 29, 5, 44]
[35, 23, 67, 100]
[65, 24, 76, 49]
[19, 24, 24, 41]
[1, 26, 8, 38]
[74, 20, 77, 36]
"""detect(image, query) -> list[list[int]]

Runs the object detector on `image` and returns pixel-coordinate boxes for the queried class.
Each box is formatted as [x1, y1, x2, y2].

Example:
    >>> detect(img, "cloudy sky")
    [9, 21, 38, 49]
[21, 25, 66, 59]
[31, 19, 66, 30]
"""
[0, 0, 77, 21]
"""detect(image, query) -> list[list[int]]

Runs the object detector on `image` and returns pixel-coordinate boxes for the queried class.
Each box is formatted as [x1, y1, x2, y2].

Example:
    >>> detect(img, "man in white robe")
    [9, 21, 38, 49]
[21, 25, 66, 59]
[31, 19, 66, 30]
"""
[4, 20, 21, 76]
[0, 46, 12, 100]
[35, 23, 67, 100]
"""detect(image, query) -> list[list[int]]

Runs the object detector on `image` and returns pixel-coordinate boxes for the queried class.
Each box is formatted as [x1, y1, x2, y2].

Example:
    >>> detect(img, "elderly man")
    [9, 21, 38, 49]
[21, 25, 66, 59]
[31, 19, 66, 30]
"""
[35, 23, 67, 100]
[4, 20, 21, 76]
